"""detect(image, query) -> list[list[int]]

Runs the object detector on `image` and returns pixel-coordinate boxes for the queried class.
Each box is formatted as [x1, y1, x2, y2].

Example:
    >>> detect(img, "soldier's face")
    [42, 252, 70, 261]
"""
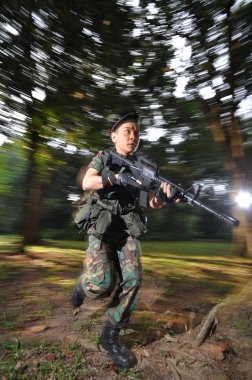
[111, 121, 139, 155]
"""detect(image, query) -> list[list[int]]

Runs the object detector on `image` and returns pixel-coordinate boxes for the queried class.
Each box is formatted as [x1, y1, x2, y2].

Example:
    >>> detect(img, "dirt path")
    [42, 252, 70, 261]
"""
[0, 250, 251, 379]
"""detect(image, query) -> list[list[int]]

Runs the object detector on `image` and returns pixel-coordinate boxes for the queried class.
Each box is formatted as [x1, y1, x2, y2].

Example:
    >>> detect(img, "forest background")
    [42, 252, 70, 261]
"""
[0, 0, 252, 254]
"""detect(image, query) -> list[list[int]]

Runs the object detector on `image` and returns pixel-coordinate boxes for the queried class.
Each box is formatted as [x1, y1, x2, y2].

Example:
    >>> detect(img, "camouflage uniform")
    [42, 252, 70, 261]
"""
[80, 234, 142, 326]
[79, 151, 143, 327]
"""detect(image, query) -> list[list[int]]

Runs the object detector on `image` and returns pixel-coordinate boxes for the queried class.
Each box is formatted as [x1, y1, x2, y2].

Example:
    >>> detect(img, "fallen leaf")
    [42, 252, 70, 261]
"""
[31, 359, 40, 366]
[143, 349, 150, 357]
[15, 360, 27, 371]
[73, 308, 80, 316]
[62, 350, 74, 357]
[164, 333, 179, 343]
[44, 353, 56, 361]
[27, 324, 48, 334]
[201, 342, 234, 361]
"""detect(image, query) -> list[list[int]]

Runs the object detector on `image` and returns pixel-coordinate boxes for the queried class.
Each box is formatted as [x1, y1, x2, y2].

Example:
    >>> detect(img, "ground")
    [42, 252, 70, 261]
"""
[0, 242, 252, 379]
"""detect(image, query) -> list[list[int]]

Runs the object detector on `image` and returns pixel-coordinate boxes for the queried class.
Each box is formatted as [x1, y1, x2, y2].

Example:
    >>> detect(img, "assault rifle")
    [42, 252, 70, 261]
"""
[104, 150, 239, 227]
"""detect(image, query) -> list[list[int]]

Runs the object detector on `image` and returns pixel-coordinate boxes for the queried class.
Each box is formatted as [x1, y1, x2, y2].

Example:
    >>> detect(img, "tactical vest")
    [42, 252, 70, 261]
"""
[74, 150, 147, 240]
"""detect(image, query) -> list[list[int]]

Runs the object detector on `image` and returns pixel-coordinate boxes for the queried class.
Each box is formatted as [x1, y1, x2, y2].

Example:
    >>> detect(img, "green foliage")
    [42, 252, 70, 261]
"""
[117, 368, 141, 379]
[0, 0, 142, 148]
[180, 0, 252, 148]
[0, 339, 94, 380]
[1, 0, 249, 248]
[1, 0, 156, 245]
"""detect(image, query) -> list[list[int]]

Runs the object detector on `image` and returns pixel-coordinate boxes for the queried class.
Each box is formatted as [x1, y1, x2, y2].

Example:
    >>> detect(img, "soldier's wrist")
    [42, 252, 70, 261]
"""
[154, 197, 164, 208]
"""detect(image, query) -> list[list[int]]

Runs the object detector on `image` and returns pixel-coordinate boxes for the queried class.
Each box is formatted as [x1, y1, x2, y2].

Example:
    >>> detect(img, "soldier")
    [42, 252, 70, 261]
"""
[71, 111, 173, 370]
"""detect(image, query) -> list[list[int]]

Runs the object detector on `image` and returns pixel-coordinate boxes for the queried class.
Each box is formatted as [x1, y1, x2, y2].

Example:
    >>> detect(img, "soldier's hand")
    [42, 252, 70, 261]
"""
[156, 182, 181, 204]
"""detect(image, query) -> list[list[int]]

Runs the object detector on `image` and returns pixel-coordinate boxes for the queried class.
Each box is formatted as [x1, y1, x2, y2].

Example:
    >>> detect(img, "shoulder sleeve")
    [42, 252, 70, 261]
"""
[87, 151, 104, 173]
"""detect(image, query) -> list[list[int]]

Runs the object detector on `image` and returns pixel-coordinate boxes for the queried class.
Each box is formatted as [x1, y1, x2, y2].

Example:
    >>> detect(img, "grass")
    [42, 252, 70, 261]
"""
[0, 337, 141, 379]
[1, 235, 251, 301]
[0, 339, 95, 380]
[0, 345, 139, 379]
[0, 235, 251, 378]
[0, 298, 53, 332]
[73, 317, 101, 344]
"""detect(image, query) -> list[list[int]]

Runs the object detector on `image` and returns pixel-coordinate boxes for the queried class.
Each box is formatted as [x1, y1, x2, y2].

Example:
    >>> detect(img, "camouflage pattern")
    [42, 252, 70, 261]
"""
[78, 150, 143, 327]
[80, 234, 142, 327]
[87, 151, 104, 173]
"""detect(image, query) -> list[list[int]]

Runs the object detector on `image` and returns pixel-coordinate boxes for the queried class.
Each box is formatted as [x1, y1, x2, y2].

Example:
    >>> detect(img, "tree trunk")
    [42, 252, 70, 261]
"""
[230, 177, 252, 257]
[216, 115, 251, 257]
[19, 129, 44, 253]
[229, 117, 252, 257]
[22, 175, 44, 246]
[231, 191, 252, 258]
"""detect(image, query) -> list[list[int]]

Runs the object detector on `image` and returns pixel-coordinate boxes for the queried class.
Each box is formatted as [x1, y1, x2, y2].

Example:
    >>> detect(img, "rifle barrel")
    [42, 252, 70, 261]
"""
[158, 175, 239, 227]
[184, 194, 239, 227]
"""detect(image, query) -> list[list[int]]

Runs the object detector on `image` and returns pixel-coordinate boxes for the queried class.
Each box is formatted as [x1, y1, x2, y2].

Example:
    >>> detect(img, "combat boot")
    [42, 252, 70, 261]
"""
[71, 283, 85, 307]
[100, 320, 136, 370]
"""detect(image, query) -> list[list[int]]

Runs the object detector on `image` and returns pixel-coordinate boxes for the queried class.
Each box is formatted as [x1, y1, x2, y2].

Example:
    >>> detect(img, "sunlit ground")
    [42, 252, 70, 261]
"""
[0, 236, 251, 300]
[0, 236, 250, 351]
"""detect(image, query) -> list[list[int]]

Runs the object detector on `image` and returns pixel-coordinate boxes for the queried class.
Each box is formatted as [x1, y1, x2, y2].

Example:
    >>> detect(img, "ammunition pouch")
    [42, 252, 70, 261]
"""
[74, 194, 147, 240]
[74, 197, 98, 231]
[121, 209, 147, 239]
[74, 197, 112, 240]
[87, 208, 112, 240]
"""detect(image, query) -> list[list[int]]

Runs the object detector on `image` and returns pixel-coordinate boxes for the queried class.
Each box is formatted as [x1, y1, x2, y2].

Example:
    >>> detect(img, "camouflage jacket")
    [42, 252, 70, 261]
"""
[74, 149, 147, 239]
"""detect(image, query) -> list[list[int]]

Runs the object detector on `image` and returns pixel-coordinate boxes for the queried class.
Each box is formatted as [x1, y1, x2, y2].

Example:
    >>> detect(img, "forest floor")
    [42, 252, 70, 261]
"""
[0, 238, 252, 379]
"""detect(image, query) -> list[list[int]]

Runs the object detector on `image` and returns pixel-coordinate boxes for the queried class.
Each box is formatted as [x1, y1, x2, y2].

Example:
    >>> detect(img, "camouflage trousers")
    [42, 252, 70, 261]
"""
[79, 234, 142, 327]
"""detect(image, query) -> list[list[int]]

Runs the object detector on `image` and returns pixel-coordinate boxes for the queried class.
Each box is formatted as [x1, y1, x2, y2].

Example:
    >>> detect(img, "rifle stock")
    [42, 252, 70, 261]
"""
[104, 151, 239, 227]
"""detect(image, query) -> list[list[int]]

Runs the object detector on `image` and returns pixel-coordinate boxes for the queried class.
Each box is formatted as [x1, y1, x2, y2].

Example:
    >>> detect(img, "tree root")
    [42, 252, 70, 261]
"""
[193, 303, 226, 347]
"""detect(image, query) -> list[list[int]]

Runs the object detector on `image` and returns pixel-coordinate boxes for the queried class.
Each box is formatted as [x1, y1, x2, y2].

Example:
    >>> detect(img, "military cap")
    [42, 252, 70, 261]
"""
[111, 111, 140, 133]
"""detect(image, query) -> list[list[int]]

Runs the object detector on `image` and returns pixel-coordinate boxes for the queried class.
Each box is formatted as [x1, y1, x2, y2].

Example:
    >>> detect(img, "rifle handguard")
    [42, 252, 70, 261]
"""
[116, 173, 141, 189]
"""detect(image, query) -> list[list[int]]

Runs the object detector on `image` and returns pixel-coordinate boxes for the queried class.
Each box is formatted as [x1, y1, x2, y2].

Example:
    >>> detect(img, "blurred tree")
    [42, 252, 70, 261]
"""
[130, 1, 234, 240]
[0, 141, 27, 233]
[0, 0, 140, 250]
[0, 0, 240, 247]
[141, 0, 252, 255]
[181, 0, 252, 256]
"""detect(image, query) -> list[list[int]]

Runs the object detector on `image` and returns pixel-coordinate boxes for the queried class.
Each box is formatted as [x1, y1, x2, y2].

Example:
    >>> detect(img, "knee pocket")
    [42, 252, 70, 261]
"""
[85, 272, 116, 298]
